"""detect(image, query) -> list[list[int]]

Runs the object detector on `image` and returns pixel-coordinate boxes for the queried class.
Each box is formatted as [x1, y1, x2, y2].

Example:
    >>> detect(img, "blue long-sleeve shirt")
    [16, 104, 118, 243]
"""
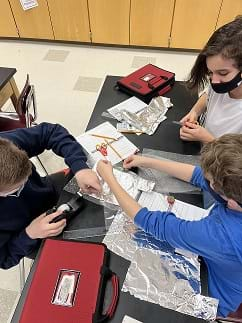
[134, 166, 242, 317]
[0, 123, 88, 269]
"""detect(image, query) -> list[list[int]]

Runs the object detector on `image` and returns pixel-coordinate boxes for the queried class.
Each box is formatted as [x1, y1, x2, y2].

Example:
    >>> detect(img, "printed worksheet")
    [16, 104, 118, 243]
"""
[77, 122, 139, 165]
[108, 96, 147, 121]
[138, 191, 209, 221]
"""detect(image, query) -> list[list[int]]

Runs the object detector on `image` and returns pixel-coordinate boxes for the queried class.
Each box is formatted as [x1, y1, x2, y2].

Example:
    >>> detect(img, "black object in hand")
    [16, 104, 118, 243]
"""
[46, 193, 84, 223]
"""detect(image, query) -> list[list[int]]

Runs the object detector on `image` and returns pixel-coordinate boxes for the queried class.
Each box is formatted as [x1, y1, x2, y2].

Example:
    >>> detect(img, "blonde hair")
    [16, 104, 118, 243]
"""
[0, 138, 32, 190]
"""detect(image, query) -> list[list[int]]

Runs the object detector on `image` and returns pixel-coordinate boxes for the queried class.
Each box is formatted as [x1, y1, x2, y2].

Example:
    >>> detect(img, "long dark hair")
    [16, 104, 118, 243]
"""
[187, 16, 242, 92]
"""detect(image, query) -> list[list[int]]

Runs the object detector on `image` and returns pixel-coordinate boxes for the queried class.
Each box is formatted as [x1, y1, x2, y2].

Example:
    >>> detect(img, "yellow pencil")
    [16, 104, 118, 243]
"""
[91, 134, 118, 141]
[104, 139, 123, 159]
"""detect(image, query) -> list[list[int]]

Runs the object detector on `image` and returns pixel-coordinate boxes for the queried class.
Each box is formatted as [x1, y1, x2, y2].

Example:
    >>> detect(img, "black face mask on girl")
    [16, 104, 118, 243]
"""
[210, 71, 242, 94]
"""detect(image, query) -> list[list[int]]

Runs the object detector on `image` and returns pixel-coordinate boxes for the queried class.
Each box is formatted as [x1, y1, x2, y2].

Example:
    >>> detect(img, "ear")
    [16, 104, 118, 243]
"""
[227, 199, 240, 210]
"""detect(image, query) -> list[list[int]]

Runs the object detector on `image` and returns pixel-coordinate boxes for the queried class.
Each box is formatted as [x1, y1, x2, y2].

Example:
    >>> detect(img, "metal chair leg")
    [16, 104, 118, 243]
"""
[36, 156, 48, 175]
[19, 258, 26, 292]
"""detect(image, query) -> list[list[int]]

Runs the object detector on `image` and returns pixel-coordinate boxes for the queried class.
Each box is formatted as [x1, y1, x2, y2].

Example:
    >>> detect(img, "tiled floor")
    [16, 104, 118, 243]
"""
[0, 39, 199, 321]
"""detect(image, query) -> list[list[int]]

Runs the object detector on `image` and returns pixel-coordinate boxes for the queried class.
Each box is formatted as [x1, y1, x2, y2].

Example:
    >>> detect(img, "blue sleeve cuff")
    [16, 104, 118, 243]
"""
[70, 160, 89, 174]
[134, 207, 149, 228]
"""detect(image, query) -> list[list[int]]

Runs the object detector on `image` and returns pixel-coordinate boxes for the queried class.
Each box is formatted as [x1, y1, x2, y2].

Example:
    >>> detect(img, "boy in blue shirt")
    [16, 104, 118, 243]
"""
[97, 134, 242, 318]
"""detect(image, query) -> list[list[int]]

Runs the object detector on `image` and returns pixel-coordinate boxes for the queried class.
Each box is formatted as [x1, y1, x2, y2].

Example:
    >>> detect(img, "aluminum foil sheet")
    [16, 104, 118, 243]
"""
[82, 167, 155, 209]
[103, 212, 218, 320]
[121, 96, 172, 135]
[139, 149, 201, 194]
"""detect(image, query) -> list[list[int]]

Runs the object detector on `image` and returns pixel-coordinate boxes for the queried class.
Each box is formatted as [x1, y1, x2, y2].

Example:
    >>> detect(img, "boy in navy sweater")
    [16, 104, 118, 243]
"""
[97, 134, 242, 318]
[0, 122, 101, 269]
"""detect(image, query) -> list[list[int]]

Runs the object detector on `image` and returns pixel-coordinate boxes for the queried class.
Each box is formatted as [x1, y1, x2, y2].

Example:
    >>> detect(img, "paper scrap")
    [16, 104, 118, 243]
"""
[20, 0, 38, 10]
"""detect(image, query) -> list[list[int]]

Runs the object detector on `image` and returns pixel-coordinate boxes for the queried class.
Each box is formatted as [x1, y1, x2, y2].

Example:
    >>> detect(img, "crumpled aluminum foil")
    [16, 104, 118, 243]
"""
[103, 212, 218, 320]
[121, 96, 172, 135]
[86, 167, 155, 208]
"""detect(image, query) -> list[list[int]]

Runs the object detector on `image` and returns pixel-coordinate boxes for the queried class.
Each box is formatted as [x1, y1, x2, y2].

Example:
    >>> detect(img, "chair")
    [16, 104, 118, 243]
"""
[0, 74, 48, 174]
[216, 303, 242, 323]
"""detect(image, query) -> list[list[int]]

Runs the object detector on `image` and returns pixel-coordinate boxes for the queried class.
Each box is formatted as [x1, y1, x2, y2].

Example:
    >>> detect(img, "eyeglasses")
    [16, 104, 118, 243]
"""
[0, 182, 26, 198]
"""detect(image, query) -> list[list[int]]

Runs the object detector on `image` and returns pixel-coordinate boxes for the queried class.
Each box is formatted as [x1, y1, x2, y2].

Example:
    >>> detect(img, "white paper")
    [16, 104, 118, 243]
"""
[108, 97, 147, 121]
[77, 122, 139, 165]
[20, 0, 38, 10]
[138, 191, 209, 221]
[122, 316, 142, 323]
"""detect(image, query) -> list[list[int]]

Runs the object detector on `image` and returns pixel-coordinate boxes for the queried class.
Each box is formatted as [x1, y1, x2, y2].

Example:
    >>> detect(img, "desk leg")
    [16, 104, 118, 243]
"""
[9, 77, 20, 109]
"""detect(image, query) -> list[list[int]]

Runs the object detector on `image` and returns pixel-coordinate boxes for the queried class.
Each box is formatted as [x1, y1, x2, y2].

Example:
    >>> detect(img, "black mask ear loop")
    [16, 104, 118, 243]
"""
[204, 179, 242, 207]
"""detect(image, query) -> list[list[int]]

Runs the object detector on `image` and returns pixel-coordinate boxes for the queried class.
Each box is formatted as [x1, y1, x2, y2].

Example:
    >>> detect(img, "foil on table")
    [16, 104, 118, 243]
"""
[86, 168, 155, 208]
[64, 167, 155, 209]
[139, 149, 201, 194]
[103, 212, 218, 320]
[121, 96, 172, 135]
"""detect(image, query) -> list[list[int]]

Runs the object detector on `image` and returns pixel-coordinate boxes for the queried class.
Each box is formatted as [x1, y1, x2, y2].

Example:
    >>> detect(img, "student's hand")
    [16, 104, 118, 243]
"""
[96, 160, 114, 183]
[123, 155, 147, 169]
[75, 168, 102, 194]
[180, 110, 198, 125]
[180, 122, 214, 143]
[25, 211, 66, 239]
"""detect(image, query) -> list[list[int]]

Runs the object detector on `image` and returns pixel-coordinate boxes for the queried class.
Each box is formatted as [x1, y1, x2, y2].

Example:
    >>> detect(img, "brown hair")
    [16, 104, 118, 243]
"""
[0, 138, 32, 190]
[187, 16, 242, 92]
[200, 134, 242, 203]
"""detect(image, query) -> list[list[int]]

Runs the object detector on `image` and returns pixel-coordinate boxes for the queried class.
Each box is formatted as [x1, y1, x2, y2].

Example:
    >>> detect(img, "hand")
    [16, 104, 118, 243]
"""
[123, 155, 146, 169]
[180, 122, 214, 143]
[75, 168, 102, 194]
[96, 160, 114, 183]
[180, 110, 198, 125]
[26, 211, 66, 239]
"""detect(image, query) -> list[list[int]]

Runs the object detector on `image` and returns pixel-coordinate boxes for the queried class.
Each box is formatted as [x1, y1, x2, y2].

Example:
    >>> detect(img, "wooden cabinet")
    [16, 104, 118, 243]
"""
[130, 0, 175, 47]
[170, 0, 222, 49]
[47, 0, 90, 42]
[0, 0, 19, 37]
[8, 0, 54, 39]
[88, 0, 130, 45]
[216, 0, 242, 29]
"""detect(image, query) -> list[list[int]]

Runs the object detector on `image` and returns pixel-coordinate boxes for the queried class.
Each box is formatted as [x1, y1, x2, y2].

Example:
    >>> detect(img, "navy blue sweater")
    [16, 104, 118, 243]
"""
[0, 123, 88, 269]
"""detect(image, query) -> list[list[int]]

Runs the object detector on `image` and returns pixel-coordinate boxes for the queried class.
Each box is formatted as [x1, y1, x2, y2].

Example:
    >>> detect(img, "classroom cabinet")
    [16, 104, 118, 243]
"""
[170, 0, 222, 49]
[8, 0, 54, 39]
[47, 0, 90, 42]
[0, 0, 19, 37]
[216, 0, 242, 29]
[130, 0, 175, 47]
[88, 0, 130, 45]
[1, 0, 242, 50]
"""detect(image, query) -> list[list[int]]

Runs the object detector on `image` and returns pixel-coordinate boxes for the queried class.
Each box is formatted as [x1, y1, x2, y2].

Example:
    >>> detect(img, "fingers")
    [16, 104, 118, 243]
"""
[123, 155, 135, 168]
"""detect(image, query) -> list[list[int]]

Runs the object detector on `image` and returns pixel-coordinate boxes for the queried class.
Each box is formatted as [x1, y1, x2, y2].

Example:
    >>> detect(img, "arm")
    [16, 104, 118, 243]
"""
[0, 122, 88, 173]
[123, 155, 195, 183]
[180, 93, 207, 124]
[97, 161, 225, 260]
[0, 122, 101, 193]
[0, 211, 67, 269]
[97, 161, 141, 219]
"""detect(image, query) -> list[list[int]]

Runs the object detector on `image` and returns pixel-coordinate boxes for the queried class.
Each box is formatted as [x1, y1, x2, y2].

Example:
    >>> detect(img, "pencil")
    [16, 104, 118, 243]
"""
[104, 139, 123, 159]
[91, 134, 118, 141]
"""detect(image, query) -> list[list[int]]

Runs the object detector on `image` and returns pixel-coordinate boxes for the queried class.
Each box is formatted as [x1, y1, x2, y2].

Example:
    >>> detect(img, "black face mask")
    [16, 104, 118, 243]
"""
[204, 179, 242, 208]
[210, 71, 242, 94]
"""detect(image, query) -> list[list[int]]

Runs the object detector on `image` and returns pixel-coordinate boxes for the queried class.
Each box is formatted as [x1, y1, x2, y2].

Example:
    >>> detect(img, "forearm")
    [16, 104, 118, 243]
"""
[107, 176, 142, 219]
[191, 93, 207, 116]
[139, 158, 195, 182]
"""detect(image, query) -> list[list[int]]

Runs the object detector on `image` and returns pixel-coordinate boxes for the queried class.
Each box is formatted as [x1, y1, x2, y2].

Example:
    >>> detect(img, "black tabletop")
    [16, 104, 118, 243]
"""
[0, 67, 16, 90]
[12, 76, 207, 323]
